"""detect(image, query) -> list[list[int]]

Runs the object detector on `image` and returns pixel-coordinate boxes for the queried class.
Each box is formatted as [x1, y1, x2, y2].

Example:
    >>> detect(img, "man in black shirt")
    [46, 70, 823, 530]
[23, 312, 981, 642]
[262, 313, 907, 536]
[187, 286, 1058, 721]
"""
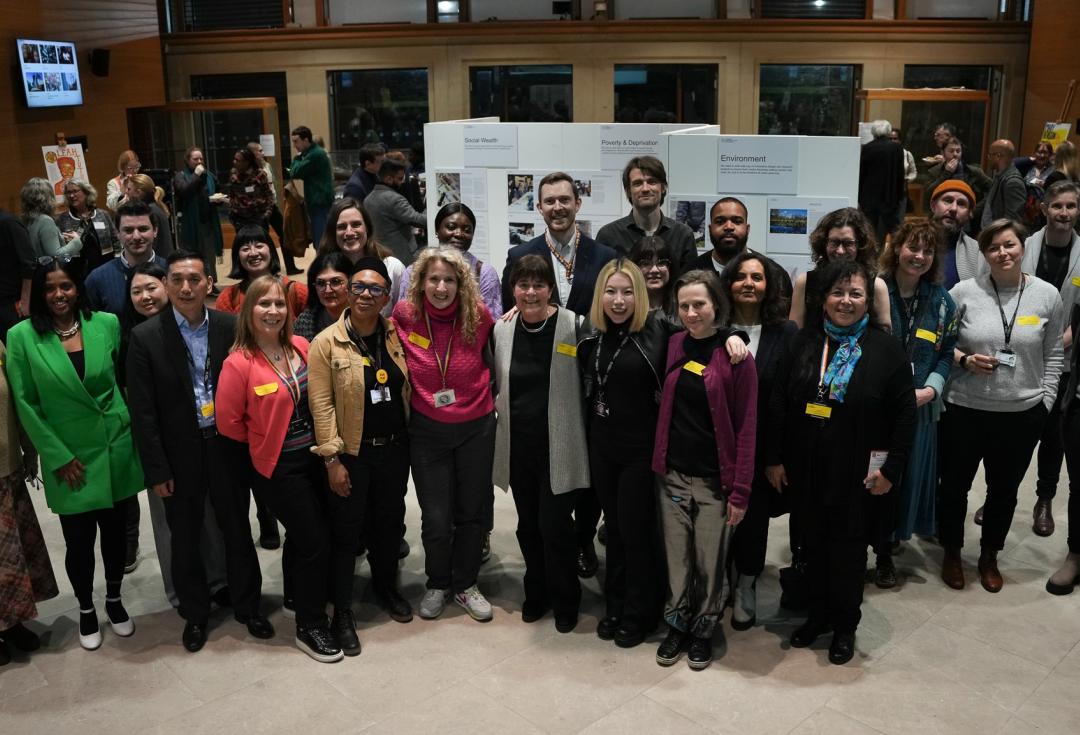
[688, 197, 793, 298]
[0, 210, 34, 342]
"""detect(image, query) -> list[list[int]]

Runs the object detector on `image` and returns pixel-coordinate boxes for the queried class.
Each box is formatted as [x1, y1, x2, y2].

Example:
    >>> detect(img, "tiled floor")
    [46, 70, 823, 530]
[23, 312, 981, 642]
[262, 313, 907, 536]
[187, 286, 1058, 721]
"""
[3, 459, 1078, 735]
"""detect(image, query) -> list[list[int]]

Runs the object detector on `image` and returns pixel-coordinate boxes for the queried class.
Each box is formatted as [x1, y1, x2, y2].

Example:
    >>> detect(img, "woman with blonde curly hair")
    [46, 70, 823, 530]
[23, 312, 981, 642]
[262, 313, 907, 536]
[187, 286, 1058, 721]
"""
[392, 246, 496, 622]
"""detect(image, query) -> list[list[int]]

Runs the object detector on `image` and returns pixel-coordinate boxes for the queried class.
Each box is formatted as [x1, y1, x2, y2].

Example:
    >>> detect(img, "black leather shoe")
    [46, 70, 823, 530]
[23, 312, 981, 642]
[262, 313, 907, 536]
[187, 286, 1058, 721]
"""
[687, 635, 712, 670]
[555, 614, 578, 633]
[377, 588, 414, 623]
[259, 526, 280, 550]
[238, 614, 275, 640]
[828, 631, 856, 665]
[1033, 497, 1055, 537]
[875, 555, 897, 589]
[2, 623, 41, 652]
[790, 618, 832, 648]
[614, 622, 646, 649]
[296, 624, 343, 663]
[398, 538, 410, 560]
[597, 521, 607, 546]
[183, 621, 208, 652]
[210, 586, 231, 609]
[330, 609, 361, 657]
[521, 600, 547, 623]
[656, 627, 687, 666]
[0, 640, 11, 666]
[577, 543, 598, 578]
[597, 615, 621, 640]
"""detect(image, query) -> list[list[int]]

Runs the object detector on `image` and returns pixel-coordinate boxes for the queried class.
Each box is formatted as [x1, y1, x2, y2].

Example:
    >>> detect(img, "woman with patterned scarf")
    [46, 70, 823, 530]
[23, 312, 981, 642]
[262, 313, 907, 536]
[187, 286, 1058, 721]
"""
[765, 259, 915, 665]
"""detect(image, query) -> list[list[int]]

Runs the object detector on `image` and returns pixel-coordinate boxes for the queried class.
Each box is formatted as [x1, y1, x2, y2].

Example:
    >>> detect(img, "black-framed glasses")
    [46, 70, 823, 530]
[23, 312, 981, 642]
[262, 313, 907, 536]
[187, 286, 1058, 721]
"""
[349, 282, 389, 297]
[38, 254, 73, 266]
[315, 277, 348, 291]
[636, 258, 670, 269]
[826, 239, 858, 250]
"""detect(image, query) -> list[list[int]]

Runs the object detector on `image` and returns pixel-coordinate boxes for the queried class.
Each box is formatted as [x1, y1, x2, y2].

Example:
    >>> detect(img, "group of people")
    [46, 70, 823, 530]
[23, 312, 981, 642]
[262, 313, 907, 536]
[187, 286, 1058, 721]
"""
[1, 149, 1077, 675]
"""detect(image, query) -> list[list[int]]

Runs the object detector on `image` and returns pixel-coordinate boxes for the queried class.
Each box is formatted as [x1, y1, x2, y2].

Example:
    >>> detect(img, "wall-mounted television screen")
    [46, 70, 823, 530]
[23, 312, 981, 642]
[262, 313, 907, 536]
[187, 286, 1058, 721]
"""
[17, 38, 83, 108]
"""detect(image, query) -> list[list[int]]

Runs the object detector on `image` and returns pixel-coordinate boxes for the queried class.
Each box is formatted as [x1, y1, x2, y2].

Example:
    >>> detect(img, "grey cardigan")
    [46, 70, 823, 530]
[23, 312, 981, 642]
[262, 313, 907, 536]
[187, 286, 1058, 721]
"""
[492, 307, 590, 496]
[364, 183, 425, 265]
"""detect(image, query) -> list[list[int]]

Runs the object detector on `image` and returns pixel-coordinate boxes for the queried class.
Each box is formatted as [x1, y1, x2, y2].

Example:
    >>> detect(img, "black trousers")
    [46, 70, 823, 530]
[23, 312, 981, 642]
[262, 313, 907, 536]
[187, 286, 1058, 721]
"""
[590, 441, 661, 627]
[410, 412, 494, 592]
[510, 444, 581, 617]
[124, 496, 140, 562]
[329, 440, 410, 609]
[1036, 373, 1069, 501]
[1060, 403, 1080, 554]
[251, 449, 329, 627]
[731, 478, 800, 578]
[804, 499, 867, 634]
[163, 434, 262, 623]
[574, 486, 602, 550]
[939, 402, 1046, 551]
[57, 496, 135, 610]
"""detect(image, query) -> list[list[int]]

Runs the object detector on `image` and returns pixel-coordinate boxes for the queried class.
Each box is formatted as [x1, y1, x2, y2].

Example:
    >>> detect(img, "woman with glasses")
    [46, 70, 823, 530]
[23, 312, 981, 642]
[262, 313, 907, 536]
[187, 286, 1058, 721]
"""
[215, 225, 308, 328]
[4, 256, 144, 651]
[319, 198, 405, 316]
[22, 178, 82, 262]
[789, 208, 891, 330]
[58, 179, 118, 275]
[629, 235, 677, 321]
[309, 257, 413, 653]
[106, 150, 140, 210]
[294, 252, 351, 341]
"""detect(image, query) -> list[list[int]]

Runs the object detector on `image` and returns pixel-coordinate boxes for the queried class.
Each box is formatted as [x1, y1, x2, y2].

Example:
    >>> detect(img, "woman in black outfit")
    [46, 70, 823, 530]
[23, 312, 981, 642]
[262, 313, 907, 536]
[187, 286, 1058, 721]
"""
[766, 259, 915, 665]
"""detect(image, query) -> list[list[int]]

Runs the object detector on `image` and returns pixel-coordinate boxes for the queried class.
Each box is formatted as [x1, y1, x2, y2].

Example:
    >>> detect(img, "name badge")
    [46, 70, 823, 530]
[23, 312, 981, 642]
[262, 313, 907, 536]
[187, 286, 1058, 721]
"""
[556, 343, 577, 357]
[915, 328, 937, 343]
[805, 402, 832, 419]
[200, 401, 215, 418]
[995, 349, 1017, 367]
[1016, 315, 1040, 326]
[361, 356, 372, 367]
[1073, 276, 1080, 288]
[683, 360, 706, 376]
[244, 185, 255, 193]
[93, 221, 106, 231]
[254, 382, 279, 396]
[433, 388, 457, 408]
[408, 332, 431, 349]
[370, 386, 392, 404]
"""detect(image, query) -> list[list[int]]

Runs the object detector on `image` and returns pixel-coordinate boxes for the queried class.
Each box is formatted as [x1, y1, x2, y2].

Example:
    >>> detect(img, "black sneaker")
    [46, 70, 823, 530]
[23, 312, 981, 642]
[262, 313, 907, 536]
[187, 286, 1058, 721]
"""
[577, 544, 598, 579]
[614, 621, 645, 649]
[874, 555, 897, 589]
[597, 615, 620, 641]
[296, 624, 344, 663]
[687, 635, 712, 670]
[521, 600, 547, 623]
[828, 631, 856, 665]
[554, 613, 578, 633]
[655, 627, 687, 666]
[376, 587, 414, 623]
[790, 618, 832, 648]
[331, 609, 361, 657]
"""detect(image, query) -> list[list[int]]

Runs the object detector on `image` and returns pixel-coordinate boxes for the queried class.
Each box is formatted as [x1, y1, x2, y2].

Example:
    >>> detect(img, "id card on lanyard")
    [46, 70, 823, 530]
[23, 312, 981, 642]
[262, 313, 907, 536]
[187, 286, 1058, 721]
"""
[990, 274, 1025, 368]
[805, 340, 832, 420]
[424, 312, 457, 408]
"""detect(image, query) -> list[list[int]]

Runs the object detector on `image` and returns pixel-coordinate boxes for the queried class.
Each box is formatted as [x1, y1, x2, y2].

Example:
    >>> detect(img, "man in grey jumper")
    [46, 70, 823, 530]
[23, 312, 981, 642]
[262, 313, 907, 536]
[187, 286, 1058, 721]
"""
[364, 157, 426, 265]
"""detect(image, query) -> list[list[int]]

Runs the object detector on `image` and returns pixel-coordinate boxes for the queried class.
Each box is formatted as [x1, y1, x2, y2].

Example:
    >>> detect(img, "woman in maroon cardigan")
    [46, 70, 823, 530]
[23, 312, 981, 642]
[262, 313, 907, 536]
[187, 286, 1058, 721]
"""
[651, 269, 757, 671]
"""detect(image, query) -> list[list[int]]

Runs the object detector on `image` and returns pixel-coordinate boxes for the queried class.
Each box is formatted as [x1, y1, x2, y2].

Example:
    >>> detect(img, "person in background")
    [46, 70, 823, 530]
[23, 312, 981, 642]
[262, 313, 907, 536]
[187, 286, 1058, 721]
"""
[364, 157, 426, 266]
[343, 143, 385, 203]
[1047, 299, 1080, 595]
[393, 247, 496, 623]
[85, 200, 168, 318]
[106, 150, 140, 210]
[5, 257, 144, 651]
[940, 219, 1063, 594]
[58, 179, 118, 275]
[767, 259, 914, 665]
[890, 127, 918, 185]
[226, 148, 274, 232]
[0, 207, 36, 342]
[247, 140, 295, 275]
[980, 140, 1027, 229]
[173, 147, 224, 284]
[289, 125, 334, 253]
[1016, 141, 1056, 188]
[629, 235, 677, 321]
[215, 225, 308, 328]
[122, 174, 174, 259]
[22, 178, 81, 262]
[1045, 141, 1080, 191]
[926, 137, 992, 209]
[926, 122, 957, 166]
[858, 120, 906, 246]
[318, 198, 406, 317]
[294, 251, 352, 341]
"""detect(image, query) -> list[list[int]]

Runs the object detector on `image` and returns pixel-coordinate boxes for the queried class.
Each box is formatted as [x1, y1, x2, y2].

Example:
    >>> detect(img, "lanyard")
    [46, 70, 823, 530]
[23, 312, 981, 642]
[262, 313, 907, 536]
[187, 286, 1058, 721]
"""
[423, 312, 455, 389]
[346, 321, 384, 378]
[261, 347, 302, 408]
[545, 227, 580, 282]
[182, 337, 212, 397]
[900, 290, 921, 355]
[816, 339, 831, 402]
[593, 332, 630, 400]
[989, 274, 1025, 349]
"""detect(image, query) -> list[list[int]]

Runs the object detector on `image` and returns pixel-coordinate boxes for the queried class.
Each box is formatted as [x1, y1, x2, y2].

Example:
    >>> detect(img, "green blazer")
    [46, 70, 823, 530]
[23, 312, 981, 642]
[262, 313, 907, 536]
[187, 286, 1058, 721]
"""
[4, 312, 143, 515]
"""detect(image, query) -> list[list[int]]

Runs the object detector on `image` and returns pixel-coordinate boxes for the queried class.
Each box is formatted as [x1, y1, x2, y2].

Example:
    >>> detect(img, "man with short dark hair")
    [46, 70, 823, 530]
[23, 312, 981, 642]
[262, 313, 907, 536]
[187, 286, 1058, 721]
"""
[364, 157, 426, 265]
[929, 179, 985, 288]
[980, 139, 1027, 229]
[127, 251, 271, 653]
[688, 197, 792, 296]
[289, 125, 334, 251]
[343, 143, 386, 203]
[595, 156, 697, 275]
[926, 137, 992, 206]
[0, 207, 33, 342]
[85, 200, 167, 315]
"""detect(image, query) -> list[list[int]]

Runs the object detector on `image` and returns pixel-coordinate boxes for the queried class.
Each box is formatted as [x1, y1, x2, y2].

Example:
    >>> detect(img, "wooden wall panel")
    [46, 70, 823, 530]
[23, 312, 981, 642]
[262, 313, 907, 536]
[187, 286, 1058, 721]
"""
[0, 0, 165, 212]
[1020, 1, 1080, 154]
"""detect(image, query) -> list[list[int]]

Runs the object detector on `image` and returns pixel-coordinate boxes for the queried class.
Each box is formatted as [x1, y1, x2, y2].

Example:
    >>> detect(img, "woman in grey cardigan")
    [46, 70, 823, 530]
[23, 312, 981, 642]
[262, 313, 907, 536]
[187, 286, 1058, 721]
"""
[22, 178, 81, 260]
[492, 254, 588, 634]
[940, 219, 1064, 594]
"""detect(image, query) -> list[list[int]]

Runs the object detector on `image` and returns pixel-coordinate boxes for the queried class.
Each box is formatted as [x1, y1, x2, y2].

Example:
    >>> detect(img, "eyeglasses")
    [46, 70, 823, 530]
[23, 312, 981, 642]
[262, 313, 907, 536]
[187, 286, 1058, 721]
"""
[315, 277, 347, 291]
[348, 282, 389, 297]
[636, 258, 670, 269]
[38, 254, 73, 266]
[826, 239, 858, 251]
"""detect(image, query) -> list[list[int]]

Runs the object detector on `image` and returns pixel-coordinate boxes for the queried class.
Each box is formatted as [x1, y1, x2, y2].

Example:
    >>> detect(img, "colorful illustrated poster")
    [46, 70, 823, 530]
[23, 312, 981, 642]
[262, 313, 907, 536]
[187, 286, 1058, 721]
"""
[42, 143, 89, 202]
[1040, 123, 1072, 148]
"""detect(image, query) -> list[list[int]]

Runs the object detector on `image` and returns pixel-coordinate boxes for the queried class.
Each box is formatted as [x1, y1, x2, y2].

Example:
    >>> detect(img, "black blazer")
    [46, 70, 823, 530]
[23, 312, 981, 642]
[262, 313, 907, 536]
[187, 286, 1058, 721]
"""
[858, 138, 906, 211]
[126, 308, 239, 490]
[501, 233, 617, 316]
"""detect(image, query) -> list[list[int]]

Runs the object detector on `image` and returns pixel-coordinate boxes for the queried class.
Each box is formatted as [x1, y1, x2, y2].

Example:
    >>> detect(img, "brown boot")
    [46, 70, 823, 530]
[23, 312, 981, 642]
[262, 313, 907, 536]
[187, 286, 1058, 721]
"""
[1032, 498, 1055, 537]
[978, 549, 1003, 593]
[942, 547, 965, 590]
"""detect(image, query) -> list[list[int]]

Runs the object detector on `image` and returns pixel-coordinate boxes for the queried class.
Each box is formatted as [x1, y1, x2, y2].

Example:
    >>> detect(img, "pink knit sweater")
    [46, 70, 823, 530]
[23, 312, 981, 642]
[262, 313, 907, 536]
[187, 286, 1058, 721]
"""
[391, 297, 494, 423]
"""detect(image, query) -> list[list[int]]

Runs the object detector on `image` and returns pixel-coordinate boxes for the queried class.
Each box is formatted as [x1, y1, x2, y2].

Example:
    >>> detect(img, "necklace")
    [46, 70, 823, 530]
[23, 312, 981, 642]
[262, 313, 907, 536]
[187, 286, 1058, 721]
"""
[544, 227, 580, 282]
[54, 321, 80, 339]
[259, 344, 283, 362]
[520, 313, 551, 333]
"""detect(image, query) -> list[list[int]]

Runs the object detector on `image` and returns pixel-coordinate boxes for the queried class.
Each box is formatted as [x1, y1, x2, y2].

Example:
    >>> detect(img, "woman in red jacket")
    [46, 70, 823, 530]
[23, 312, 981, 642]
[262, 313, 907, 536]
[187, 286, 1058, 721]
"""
[216, 274, 340, 664]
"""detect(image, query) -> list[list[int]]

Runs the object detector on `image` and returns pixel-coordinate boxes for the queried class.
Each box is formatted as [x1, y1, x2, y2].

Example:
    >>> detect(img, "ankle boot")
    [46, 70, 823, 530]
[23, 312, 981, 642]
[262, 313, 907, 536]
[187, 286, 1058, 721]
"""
[731, 575, 757, 631]
[1046, 552, 1080, 595]
[941, 547, 965, 590]
[978, 549, 1003, 593]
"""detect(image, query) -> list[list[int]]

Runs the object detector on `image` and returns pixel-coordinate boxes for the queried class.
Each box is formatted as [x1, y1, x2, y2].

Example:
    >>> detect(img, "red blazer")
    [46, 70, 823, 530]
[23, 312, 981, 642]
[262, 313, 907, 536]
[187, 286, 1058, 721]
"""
[216, 335, 310, 479]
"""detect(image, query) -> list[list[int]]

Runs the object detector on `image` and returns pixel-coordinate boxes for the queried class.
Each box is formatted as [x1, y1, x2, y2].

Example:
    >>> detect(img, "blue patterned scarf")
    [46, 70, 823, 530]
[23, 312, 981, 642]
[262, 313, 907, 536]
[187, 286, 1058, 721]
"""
[822, 314, 869, 403]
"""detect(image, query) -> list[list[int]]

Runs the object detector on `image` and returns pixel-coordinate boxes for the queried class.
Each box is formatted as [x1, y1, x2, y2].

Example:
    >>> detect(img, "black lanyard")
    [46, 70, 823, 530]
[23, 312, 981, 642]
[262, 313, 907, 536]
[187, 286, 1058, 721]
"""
[346, 321, 384, 376]
[592, 332, 630, 402]
[181, 337, 212, 396]
[990, 274, 1025, 349]
[900, 290, 921, 355]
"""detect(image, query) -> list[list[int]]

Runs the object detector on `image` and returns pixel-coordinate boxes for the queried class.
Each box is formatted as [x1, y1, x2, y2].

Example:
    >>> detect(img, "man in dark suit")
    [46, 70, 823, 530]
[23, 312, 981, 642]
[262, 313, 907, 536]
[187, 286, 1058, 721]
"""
[858, 120, 906, 246]
[126, 251, 272, 652]
[501, 171, 617, 316]
[688, 197, 793, 298]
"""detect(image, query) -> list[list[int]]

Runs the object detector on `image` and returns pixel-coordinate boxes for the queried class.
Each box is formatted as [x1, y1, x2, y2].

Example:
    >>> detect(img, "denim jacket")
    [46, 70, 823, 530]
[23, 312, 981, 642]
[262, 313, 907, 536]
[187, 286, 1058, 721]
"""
[885, 275, 958, 421]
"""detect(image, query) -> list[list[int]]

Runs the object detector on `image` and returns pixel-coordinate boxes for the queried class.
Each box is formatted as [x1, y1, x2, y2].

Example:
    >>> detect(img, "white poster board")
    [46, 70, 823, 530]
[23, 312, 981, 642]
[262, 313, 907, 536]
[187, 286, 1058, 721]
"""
[717, 136, 799, 195]
[41, 143, 89, 203]
[464, 124, 519, 168]
[599, 124, 665, 170]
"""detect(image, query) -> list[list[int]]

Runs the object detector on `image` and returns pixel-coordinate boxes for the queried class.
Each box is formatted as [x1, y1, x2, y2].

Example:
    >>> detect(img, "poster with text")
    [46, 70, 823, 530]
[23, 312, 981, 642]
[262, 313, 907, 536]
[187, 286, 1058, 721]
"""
[565, 170, 622, 216]
[765, 196, 850, 255]
[599, 124, 665, 171]
[41, 143, 88, 203]
[717, 136, 799, 195]
[464, 124, 518, 168]
[1040, 122, 1072, 148]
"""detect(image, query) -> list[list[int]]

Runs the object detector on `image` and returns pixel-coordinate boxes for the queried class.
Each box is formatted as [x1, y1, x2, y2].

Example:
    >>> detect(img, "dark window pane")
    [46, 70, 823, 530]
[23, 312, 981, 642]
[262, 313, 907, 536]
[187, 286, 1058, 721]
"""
[182, 0, 284, 31]
[901, 65, 992, 161]
[190, 72, 291, 171]
[759, 64, 858, 136]
[614, 64, 717, 124]
[329, 68, 429, 162]
[760, 0, 866, 19]
[469, 66, 572, 122]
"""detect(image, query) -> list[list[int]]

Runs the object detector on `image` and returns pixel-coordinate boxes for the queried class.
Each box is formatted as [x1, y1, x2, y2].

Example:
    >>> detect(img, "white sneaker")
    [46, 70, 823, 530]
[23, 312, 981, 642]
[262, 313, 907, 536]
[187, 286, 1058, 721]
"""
[454, 585, 493, 622]
[419, 588, 450, 619]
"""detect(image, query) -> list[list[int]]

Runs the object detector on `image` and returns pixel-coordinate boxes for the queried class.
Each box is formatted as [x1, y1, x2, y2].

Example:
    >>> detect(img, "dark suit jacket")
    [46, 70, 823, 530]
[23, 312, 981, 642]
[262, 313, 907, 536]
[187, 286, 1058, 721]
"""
[501, 233, 617, 316]
[126, 308, 241, 491]
[858, 138, 906, 212]
[688, 248, 794, 300]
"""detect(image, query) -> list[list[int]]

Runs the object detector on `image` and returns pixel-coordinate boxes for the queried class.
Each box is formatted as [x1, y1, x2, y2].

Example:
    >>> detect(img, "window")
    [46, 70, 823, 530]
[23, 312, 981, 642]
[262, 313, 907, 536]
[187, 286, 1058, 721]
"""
[614, 65, 717, 124]
[759, 64, 859, 136]
[326, 0, 427, 24]
[759, 0, 866, 19]
[900, 65, 995, 161]
[328, 68, 429, 163]
[190, 73, 291, 171]
[904, 0, 998, 20]
[470, 66, 573, 122]
[176, 0, 285, 31]
[470, 0, 575, 21]
[613, 0, 716, 19]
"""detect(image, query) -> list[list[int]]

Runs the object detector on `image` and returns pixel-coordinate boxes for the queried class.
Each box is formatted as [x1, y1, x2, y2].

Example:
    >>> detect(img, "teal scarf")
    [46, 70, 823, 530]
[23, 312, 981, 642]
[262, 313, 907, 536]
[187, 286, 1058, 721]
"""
[822, 314, 869, 403]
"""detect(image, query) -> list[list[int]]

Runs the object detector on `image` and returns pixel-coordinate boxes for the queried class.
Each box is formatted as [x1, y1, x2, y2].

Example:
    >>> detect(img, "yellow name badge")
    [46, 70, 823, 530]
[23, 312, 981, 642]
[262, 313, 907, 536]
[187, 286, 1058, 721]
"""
[361, 356, 372, 367]
[683, 360, 706, 376]
[805, 402, 832, 419]
[254, 382, 278, 396]
[915, 328, 938, 344]
[408, 332, 431, 349]
[1072, 276, 1080, 288]
[200, 401, 215, 417]
[556, 343, 577, 357]
[1017, 315, 1041, 326]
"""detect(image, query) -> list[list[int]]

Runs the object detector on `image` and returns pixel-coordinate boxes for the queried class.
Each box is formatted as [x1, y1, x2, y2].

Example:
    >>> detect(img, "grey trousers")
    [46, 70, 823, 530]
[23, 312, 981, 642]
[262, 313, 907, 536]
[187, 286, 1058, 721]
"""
[146, 491, 228, 608]
[659, 470, 733, 638]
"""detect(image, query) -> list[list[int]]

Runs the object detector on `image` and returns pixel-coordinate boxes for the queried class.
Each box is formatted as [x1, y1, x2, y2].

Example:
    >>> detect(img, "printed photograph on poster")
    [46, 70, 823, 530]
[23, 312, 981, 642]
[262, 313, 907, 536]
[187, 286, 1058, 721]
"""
[507, 174, 535, 213]
[565, 171, 621, 216]
[765, 196, 850, 255]
[436, 172, 461, 207]
[509, 221, 536, 246]
[434, 169, 489, 211]
[668, 196, 718, 254]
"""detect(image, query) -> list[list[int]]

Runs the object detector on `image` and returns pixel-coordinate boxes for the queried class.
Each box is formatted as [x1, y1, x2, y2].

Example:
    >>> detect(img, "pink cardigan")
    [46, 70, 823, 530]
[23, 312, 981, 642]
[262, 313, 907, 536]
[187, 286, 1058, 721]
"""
[216, 335, 311, 479]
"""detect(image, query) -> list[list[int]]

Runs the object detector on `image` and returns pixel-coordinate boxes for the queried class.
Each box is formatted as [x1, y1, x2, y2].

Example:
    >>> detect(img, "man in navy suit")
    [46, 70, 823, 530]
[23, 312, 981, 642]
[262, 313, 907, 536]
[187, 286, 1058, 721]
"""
[501, 171, 617, 316]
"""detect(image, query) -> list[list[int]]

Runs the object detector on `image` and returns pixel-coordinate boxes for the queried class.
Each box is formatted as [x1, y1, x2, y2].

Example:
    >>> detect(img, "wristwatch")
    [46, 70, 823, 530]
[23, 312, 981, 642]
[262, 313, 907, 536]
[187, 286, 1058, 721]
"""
[959, 354, 971, 369]
[323, 455, 339, 466]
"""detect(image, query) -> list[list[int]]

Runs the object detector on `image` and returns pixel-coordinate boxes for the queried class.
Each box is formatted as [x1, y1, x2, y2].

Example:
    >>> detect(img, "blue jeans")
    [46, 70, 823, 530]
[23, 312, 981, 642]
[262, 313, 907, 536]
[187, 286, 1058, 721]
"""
[308, 204, 330, 251]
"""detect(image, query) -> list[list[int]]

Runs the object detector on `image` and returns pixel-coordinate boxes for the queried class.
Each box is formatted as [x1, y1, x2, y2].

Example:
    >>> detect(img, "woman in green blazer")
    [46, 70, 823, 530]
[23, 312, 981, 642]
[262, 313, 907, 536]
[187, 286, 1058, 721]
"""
[4, 257, 144, 651]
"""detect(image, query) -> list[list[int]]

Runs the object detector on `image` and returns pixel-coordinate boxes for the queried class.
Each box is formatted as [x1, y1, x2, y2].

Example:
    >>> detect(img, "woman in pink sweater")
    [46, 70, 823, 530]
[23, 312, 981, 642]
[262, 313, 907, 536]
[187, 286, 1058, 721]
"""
[392, 247, 496, 622]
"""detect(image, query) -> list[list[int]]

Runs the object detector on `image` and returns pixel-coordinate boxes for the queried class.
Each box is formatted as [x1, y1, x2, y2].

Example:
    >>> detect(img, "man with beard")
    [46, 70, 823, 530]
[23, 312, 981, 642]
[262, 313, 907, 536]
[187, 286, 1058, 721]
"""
[1021, 181, 1080, 537]
[596, 156, 697, 276]
[979, 139, 1027, 229]
[688, 197, 792, 296]
[364, 157, 426, 265]
[929, 180, 986, 289]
